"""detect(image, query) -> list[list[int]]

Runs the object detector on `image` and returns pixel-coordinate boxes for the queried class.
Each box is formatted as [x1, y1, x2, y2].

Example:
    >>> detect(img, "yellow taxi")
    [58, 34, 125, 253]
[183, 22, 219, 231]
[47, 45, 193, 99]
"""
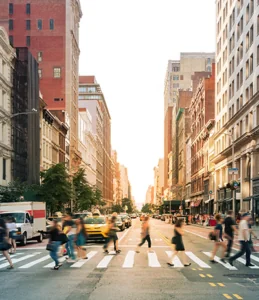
[84, 211, 108, 240]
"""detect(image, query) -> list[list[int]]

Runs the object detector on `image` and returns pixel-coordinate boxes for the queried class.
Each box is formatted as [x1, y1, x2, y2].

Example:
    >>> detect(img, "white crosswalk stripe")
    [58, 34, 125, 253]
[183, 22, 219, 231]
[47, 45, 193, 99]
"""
[148, 252, 161, 267]
[43, 256, 66, 268]
[70, 251, 97, 268]
[0, 253, 24, 262]
[185, 252, 211, 268]
[0, 252, 41, 269]
[203, 252, 237, 270]
[19, 255, 50, 269]
[165, 251, 183, 267]
[122, 250, 135, 268]
[97, 255, 114, 268]
[236, 257, 259, 269]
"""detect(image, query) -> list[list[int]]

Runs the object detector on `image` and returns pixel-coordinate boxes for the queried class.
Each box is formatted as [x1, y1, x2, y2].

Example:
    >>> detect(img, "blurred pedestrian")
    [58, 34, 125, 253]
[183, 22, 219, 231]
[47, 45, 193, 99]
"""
[210, 214, 227, 263]
[224, 210, 237, 258]
[248, 218, 257, 252]
[229, 213, 254, 267]
[63, 213, 76, 262]
[167, 219, 191, 267]
[103, 216, 121, 254]
[136, 216, 153, 253]
[0, 218, 13, 269]
[6, 217, 17, 254]
[75, 218, 88, 260]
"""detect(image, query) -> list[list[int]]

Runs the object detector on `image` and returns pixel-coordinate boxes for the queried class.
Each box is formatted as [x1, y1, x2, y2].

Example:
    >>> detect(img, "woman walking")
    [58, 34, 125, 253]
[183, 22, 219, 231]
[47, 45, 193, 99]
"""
[210, 214, 227, 263]
[167, 219, 191, 267]
[75, 218, 88, 260]
[136, 216, 153, 253]
[7, 217, 17, 254]
[103, 216, 121, 254]
[0, 218, 13, 269]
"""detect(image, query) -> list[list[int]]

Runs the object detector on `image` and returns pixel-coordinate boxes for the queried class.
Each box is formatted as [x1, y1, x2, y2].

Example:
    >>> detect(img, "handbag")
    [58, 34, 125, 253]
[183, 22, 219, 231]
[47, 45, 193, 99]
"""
[58, 233, 68, 245]
[171, 236, 177, 244]
[208, 231, 216, 241]
[46, 242, 55, 251]
[0, 241, 12, 251]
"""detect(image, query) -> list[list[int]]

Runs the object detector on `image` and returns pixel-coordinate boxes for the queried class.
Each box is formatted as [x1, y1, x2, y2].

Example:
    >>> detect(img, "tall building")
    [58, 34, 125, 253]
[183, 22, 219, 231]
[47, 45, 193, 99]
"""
[120, 165, 129, 199]
[112, 150, 123, 205]
[0, 26, 15, 187]
[78, 76, 113, 207]
[153, 159, 164, 205]
[0, 0, 83, 172]
[145, 185, 154, 204]
[164, 53, 215, 196]
[214, 0, 259, 218]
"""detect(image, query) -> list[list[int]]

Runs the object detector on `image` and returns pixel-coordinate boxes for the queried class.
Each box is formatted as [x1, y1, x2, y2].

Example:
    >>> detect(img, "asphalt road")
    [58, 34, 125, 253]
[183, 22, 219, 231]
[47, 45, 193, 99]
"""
[0, 218, 259, 300]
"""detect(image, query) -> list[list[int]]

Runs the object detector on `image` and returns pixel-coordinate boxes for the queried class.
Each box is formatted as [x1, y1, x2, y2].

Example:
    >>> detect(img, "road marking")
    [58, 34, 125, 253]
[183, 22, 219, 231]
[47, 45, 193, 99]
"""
[207, 274, 213, 278]
[96, 255, 114, 268]
[0, 252, 41, 269]
[70, 251, 97, 268]
[192, 268, 197, 270]
[122, 250, 135, 268]
[198, 268, 203, 270]
[119, 228, 131, 243]
[165, 251, 183, 267]
[19, 255, 50, 269]
[236, 257, 259, 269]
[119, 245, 169, 248]
[0, 253, 24, 262]
[185, 251, 211, 268]
[199, 274, 206, 278]
[184, 229, 207, 240]
[209, 283, 216, 287]
[148, 252, 161, 267]
[43, 256, 66, 268]
[223, 294, 233, 299]
[233, 294, 243, 299]
[203, 252, 237, 270]
[218, 283, 225, 287]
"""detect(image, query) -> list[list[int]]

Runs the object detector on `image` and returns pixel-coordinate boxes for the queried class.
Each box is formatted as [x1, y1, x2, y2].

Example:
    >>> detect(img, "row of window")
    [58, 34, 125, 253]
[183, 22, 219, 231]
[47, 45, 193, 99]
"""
[38, 67, 61, 79]
[9, 19, 54, 31]
[79, 86, 97, 93]
[9, 3, 31, 15]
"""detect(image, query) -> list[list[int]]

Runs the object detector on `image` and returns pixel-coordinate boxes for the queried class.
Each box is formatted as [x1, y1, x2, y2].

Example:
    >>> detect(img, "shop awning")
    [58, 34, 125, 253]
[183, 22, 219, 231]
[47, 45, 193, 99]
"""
[225, 198, 233, 203]
[205, 198, 214, 204]
[193, 200, 201, 207]
[243, 194, 259, 201]
[185, 199, 191, 203]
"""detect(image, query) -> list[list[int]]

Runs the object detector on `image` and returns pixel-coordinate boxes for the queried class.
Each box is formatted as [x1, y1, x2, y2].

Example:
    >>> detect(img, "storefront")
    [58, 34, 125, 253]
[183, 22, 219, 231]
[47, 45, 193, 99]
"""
[204, 198, 214, 215]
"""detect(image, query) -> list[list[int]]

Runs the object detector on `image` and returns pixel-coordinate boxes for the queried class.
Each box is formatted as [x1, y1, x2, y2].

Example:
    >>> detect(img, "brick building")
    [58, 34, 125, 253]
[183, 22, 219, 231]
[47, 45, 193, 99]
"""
[0, 0, 82, 172]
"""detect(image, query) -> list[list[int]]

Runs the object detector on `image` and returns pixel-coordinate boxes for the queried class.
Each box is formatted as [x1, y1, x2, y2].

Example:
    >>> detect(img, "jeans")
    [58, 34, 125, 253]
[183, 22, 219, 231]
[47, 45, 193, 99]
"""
[138, 235, 151, 248]
[230, 241, 251, 265]
[226, 237, 233, 256]
[50, 241, 61, 266]
[66, 234, 75, 259]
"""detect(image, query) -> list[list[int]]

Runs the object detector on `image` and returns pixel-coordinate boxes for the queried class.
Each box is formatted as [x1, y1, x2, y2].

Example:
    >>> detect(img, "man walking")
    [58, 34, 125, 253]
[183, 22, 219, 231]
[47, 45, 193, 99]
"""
[63, 213, 76, 262]
[229, 213, 254, 267]
[224, 210, 237, 257]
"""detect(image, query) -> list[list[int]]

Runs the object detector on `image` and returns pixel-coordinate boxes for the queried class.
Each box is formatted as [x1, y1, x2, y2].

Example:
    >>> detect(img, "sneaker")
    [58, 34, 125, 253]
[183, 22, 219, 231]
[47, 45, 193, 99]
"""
[228, 259, 234, 266]
[184, 263, 191, 267]
[51, 266, 60, 270]
[66, 259, 76, 263]
[167, 262, 174, 267]
[246, 263, 255, 267]
[6, 265, 14, 270]
[210, 260, 217, 264]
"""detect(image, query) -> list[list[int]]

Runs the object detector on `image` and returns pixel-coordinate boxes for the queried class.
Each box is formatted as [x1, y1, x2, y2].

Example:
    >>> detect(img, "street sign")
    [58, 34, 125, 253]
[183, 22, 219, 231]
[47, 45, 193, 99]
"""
[228, 168, 238, 175]
[209, 190, 213, 194]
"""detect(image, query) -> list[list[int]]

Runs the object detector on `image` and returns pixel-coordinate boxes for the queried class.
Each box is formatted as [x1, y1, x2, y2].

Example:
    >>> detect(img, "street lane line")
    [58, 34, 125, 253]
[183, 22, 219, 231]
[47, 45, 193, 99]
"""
[0, 252, 41, 269]
[119, 228, 131, 243]
[209, 283, 216, 287]
[97, 255, 114, 268]
[148, 252, 161, 267]
[233, 294, 243, 299]
[165, 251, 183, 267]
[207, 274, 213, 278]
[236, 257, 259, 269]
[70, 251, 97, 268]
[199, 274, 205, 278]
[185, 251, 211, 268]
[218, 283, 225, 287]
[122, 250, 135, 268]
[43, 256, 66, 268]
[19, 255, 50, 269]
[223, 294, 233, 299]
[0, 253, 23, 262]
[203, 252, 237, 270]
[184, 229, 207, 240]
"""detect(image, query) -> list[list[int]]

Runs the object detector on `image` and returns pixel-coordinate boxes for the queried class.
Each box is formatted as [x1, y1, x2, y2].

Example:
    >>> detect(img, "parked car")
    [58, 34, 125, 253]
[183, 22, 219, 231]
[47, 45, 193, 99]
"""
[73, 212, 92, 221]
[161, 214, 166, 221]
[131, 213, 137, 219]
[84, 214, 107, 241]
[156, 215, 161, 219]
[119, 215, 131, 228]
[116, 216, 126, 231]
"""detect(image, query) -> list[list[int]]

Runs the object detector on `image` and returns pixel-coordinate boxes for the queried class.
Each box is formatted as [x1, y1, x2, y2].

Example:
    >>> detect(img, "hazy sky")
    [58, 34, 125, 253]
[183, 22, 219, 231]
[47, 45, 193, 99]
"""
[79, 0, 215, 203]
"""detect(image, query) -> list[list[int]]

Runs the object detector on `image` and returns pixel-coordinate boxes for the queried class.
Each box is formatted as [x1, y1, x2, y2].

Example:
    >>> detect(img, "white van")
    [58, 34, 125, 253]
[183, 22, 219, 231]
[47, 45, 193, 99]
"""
[0, 202, 46, 245]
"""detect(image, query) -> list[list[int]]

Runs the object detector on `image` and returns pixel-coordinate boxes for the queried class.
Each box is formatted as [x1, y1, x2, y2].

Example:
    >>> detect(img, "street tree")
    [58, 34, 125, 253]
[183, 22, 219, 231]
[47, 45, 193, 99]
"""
[111, 204, 124, 213]
[40, 163, 71, 214]
[122, 197, 133, 213]
[141, 203, 152, 213]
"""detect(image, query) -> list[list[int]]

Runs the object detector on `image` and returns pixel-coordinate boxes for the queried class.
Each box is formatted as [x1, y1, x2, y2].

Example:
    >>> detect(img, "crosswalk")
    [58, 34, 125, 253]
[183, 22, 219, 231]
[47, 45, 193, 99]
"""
[0, 249, 259, 271]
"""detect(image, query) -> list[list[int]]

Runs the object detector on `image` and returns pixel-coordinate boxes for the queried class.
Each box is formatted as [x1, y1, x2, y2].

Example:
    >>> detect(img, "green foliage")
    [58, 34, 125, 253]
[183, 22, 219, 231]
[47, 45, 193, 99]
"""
[111, 204, 124, 213]
[40, 163, 71, 214]
[72, 168, 104, 211]
[141, 203, 152, 213]
[122, 197, 133, 213]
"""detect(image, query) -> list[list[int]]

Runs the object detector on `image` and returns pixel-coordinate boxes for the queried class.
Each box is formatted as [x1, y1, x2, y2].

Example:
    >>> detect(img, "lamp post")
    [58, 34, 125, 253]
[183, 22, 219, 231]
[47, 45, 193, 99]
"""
[0, 108, 38, 123]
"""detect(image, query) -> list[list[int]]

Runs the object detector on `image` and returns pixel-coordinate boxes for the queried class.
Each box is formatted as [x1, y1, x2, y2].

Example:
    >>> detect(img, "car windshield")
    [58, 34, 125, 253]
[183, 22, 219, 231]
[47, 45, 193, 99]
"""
[116, 217, 122, 222]
[0, 213, 25, 223]
[73, 213, 88, 219]
[84, 217, 105, 224]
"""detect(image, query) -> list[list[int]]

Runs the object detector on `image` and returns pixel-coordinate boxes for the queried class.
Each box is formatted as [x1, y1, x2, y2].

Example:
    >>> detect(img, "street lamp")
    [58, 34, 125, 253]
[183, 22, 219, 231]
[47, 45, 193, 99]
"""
[0, 108, 38, 123]
[224, 131, 236, 217]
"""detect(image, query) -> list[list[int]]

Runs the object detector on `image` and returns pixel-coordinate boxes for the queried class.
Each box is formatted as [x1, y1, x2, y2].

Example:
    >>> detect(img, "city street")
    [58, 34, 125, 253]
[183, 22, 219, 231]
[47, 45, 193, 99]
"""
[0, 218, 259, 300]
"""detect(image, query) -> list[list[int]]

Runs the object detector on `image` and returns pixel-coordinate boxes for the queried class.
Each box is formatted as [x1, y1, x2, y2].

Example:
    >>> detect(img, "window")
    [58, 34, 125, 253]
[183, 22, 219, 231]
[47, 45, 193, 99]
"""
[9, 19, 13, 30]
[173, 83, 179, 88]
[37, 19, 42, 30]
[38, 51, 42, 62]
[172, 66, 179, 72]
[250, 25, 254, 46]
[246, 87, 249, 102]
[53, 67, 61, 78]
[237, 98, 240, 111]
[50, 19, 54, 30]
[250, 54, 254, 74]
[9, 36, 13, 46]
[257, 75, 259, 91]
[2, 158, 6, 181]
[26, 3, 30, 14]
[79, 86, 87, 93]
[246, 4, 250, 24]
[246, 59, 249, 78]
[250, 82, 254, 98]
[88, 87, 96, 92]
[240, 68, 243, 85]
[38, 69, 42, 78]
[173, 75, 179, 80]
[26, 20, 30, 30]
[180, 75, 184, 80]
[54, 98, 63, 102]
[26, 36, 30, 46]
[9, 3, 13, 14]
[237, 73, 240, 90]
[258, 15, 259, 35]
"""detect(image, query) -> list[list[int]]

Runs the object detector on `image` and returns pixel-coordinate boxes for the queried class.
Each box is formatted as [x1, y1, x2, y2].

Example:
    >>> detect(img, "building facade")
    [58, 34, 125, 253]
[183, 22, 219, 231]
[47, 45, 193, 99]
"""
[214, 0, 259, 218]
[112, 150, 123, 205]
[78, 76, 113, 207]
[0, 26, 15, 187]
[153, 158, 164, 206]
[120, 165, 129, 199]
[0, 0, 82, 172]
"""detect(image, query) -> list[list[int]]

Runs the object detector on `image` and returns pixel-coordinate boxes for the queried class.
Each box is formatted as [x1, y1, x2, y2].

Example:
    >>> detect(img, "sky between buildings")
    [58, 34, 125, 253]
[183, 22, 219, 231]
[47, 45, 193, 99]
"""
[79, 0, 216, 204]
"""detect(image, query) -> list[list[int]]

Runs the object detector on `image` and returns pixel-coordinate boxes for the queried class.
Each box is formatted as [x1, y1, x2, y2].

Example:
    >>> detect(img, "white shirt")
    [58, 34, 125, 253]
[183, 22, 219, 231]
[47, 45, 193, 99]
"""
[6, 222, 16, 231]
[238, 219, 248, 241]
